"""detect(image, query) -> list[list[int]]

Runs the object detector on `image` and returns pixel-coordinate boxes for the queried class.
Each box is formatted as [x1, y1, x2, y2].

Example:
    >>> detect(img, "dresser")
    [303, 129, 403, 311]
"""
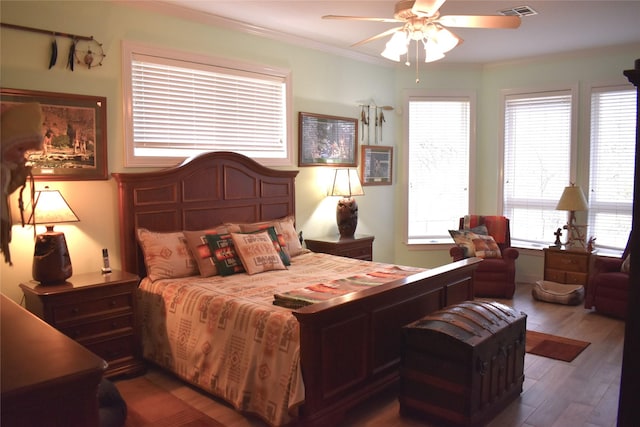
[1, 295, 106, 427]
[304, 234, 374, 261]
[20, 270, 145, 378]
[543, 247, 593, 286]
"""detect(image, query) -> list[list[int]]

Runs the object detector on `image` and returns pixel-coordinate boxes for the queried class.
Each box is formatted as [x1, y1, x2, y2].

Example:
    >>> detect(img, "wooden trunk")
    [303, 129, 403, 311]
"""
[399, 300, 527, 427]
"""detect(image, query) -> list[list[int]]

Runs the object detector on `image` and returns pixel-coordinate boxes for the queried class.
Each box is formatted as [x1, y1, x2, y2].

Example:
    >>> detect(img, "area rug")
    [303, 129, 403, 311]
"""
[114, 376, 224, 427]
[526, 330, 590, 362]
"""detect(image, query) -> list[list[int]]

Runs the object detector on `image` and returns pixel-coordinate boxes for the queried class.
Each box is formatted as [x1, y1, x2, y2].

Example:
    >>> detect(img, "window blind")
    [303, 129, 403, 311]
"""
[407, 96, 471, 242]
[588, 87, 635, 250]
[122, 42, 291, 167]
[503, 91, 572, 245]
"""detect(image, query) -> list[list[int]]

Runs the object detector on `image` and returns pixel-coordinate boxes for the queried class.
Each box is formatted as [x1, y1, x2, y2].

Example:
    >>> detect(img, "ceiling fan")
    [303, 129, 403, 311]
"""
[323, 0, 521, 64]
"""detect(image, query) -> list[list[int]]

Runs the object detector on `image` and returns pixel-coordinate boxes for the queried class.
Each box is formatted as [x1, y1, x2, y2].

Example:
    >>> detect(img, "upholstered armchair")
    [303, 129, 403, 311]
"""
[449, 216, 519, 298]
[585, 237, 630, 319]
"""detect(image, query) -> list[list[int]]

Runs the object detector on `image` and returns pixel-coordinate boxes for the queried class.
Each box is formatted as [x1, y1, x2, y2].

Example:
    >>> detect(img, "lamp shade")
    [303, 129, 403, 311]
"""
[30, 188, 79, 225]
[30, 187, 79, 285]
[556, 184, 588, 212]
[330, 169, 364, 198]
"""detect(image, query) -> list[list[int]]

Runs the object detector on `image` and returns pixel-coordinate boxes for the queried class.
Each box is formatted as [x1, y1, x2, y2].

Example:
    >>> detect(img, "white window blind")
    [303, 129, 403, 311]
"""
[122, 42, 291, 167]
[588, 87, 635, 251]
[503, 91, 573, 246]
[407, 95, 472, 243]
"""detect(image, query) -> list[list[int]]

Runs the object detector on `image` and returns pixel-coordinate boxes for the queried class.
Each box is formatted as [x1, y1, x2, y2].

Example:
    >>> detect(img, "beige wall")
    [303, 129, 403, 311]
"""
[1, 1, 638, 304]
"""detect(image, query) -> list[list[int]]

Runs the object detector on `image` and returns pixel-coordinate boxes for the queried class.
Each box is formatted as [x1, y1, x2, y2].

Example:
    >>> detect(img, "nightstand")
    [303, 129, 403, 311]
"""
[304, 234, 374, 261]
[543, 247, 593, 286]
[20, 270, 145, 378]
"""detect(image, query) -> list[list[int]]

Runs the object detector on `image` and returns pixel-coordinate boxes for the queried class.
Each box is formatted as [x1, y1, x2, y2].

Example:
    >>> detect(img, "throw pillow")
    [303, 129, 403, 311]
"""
[472, 234, 502, 259]
[229, 216, 305, 257]
[136, 228, 198, 281]
[183, 224, 240, 277]
[449, 229, 478, 258]
[204, 233, 245, 276]
[231, 230, 287, 275]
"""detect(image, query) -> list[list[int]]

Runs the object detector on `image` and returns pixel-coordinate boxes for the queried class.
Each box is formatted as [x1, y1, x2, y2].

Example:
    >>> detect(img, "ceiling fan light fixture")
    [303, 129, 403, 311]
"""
[432, 26, 461, 53]
[381, 31, 408, 61]
[424, 38, 445, 62]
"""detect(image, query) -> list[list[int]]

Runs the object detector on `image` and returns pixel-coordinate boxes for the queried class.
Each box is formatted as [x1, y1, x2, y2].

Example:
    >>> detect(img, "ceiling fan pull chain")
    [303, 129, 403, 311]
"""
[415, 42, 420, 83]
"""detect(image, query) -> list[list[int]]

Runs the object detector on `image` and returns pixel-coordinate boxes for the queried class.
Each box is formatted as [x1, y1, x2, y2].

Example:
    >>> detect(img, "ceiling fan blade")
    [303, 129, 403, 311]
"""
[412, 0, 447, 18]
[322, 15, 403, 23]
[438, 15, 521, 29]
[351, 27, 404, 47]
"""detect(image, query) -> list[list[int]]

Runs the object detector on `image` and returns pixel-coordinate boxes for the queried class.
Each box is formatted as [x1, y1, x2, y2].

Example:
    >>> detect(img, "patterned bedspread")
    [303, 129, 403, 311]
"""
[138, 252, 425, 426]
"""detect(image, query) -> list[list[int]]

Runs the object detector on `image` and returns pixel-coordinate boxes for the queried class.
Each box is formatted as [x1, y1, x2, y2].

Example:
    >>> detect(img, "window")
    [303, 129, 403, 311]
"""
[122, 41, 292, 167]
[502, 89, 576, 247]
[588, 86, 635, 251]
[406, 92, 474, 244]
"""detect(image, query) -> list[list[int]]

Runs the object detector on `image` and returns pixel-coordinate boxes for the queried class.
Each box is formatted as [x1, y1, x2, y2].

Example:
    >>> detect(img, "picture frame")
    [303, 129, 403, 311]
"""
[298, 111, 358, 167]
[1, 88, 108, 180]
[361, 145, 393, 186]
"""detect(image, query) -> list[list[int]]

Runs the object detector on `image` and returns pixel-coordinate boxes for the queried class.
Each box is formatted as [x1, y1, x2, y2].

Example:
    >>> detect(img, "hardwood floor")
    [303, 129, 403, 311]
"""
[136, 282, 625, 427]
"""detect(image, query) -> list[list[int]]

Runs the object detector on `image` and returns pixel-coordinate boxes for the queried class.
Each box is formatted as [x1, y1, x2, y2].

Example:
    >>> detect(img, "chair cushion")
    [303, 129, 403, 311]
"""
[532, 280, 584, 305]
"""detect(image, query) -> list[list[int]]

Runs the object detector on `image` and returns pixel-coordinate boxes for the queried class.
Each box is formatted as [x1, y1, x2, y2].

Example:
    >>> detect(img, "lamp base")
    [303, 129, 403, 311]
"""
[336, 197, 359, 238]
[33, 229, 72, 285]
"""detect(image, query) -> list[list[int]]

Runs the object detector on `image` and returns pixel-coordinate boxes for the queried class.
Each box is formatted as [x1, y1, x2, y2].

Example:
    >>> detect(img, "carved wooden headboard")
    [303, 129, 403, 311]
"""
[112, 151, 298, 277]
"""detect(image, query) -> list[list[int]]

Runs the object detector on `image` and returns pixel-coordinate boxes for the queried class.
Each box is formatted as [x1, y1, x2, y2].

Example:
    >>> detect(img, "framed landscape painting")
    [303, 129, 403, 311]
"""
[1, 88, 108, 180]
[298, 112, 358, 167]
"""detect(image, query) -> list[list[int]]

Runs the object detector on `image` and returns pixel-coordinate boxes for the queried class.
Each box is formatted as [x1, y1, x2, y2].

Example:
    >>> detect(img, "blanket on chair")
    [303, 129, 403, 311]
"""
[464, 215, 508, 244]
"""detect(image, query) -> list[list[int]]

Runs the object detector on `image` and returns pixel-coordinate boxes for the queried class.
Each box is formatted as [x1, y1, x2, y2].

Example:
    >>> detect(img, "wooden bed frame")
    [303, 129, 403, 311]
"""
[113, 151, 481, 426]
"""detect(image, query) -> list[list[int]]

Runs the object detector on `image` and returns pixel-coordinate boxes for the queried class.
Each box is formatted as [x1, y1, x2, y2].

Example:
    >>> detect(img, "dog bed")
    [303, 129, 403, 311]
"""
[532, 280, 584, 305]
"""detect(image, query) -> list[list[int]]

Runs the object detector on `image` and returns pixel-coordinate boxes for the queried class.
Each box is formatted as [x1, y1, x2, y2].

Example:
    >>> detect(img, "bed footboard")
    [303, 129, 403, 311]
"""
[293, 257, 481, 426]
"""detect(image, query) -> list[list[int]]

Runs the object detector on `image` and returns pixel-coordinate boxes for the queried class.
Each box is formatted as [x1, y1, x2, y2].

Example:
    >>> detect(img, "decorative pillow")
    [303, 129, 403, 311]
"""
[621, 254, 630, 273]
[449, 229, 478, 258]
[183, 224, 240, 277]
[229, 216, 305, 258]
[136, 228, 198, 281]
[472, 234, 502, 259]
[230, 230, 287, 275]
[204, 233, 245, 276]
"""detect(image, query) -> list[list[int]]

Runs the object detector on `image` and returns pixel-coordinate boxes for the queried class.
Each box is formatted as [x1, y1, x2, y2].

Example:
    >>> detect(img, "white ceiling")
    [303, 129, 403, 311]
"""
[149, 0, 640, 65]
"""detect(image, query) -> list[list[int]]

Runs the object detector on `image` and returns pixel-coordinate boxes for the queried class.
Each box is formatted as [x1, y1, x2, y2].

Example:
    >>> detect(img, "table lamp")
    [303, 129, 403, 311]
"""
[556, 183, 588, 248]
[29, 186, 79, 284]
[330, 169, 364, 238]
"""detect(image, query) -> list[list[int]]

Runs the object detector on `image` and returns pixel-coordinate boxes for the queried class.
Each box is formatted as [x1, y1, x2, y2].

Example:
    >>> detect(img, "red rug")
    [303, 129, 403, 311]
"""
[115, 376, 224, 427]
[526, 330, 590, 362]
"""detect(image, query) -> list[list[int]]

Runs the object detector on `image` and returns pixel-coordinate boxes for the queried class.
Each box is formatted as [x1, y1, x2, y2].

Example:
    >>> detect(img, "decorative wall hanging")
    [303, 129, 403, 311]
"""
[0, 22, 105, 70]
[298, 112, 358, 167]
[1, 88, 108, 180]
[361, 145, 393, 186]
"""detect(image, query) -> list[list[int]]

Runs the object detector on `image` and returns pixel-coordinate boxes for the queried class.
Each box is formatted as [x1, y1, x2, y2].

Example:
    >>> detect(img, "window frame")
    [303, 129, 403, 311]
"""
[586, 83, 636, 253]
[121, 40, 293, 168]
[403, 89, 476, 247]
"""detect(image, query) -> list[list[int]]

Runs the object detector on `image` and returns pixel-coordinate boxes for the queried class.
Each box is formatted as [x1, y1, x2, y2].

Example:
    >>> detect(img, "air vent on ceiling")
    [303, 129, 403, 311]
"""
[499, 5, 538, 17]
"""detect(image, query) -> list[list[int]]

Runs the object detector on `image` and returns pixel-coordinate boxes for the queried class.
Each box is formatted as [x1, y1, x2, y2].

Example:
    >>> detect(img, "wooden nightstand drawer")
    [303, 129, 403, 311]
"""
[53, 292, 133, 323]
[85, 333, 137, 362]
[544, 269, 566, 283]
[60, 312, 134, 340]
[545, 252, 589, 272]
[305, 234, 374, 261]
[339, 245, 371, 260]
[565, 272, 588, 286]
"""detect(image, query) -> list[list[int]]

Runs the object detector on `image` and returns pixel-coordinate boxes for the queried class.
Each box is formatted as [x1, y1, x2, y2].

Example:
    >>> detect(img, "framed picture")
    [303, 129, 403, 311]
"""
[1, 88, 108, 180]
[361, 145, 393, 185]
[298, 112, 358, 167]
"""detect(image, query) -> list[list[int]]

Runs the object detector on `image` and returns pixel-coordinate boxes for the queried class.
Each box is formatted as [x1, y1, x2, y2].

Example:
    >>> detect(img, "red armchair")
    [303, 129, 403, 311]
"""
[585, 237, 630, 319]
[450, 216, 519, 298]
